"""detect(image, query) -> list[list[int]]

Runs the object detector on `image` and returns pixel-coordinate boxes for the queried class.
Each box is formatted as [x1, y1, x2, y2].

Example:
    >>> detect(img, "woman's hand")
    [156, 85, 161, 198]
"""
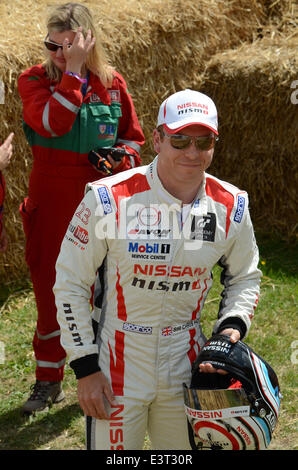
[63, 27, 96, 75]
[0, 133, 14, 171]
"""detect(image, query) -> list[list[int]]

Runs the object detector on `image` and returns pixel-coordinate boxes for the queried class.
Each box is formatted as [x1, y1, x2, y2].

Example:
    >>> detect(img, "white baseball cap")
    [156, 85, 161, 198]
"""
[157, 89, 218, 135]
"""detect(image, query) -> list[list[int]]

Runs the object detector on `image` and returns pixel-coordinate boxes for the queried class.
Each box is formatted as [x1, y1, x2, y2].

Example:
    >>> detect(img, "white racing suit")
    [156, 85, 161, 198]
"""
[54, 156, 261, 450]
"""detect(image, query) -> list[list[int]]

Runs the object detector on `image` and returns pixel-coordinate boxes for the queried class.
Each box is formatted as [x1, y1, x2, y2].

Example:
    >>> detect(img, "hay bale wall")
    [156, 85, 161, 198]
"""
[0, 0, 297, 282]
[203, 37, 297, 239]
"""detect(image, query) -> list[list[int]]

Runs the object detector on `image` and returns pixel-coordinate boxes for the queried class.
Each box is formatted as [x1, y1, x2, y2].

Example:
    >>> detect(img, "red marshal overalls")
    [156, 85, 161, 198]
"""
[18, 65, 144, 381]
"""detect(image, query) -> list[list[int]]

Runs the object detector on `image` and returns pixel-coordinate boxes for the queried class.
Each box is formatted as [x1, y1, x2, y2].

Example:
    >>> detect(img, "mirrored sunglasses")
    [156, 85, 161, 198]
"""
[162, 129, 219, 151]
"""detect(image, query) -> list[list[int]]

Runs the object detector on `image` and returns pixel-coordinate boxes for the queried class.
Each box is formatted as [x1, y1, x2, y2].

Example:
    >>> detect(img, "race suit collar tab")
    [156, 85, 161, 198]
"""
[191, 178, 208, 216]
[147, 157, 182, 209]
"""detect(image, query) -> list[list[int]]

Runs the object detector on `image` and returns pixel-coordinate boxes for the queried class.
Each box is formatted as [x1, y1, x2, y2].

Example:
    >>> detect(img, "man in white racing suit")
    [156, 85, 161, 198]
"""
[54, 89, 261, 450]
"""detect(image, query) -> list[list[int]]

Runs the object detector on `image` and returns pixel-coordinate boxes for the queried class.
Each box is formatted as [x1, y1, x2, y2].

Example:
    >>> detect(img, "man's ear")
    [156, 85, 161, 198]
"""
[152, 128, 161, 153]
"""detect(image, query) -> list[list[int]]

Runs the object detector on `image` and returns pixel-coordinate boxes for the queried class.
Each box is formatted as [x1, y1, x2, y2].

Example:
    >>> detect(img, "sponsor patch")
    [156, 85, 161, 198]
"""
[66, 222, 88, 251]
[127, 204, 171, 239]
[123, 322, 152, 335]
[234, 195, 245, 223]
[74, 225, 89, 244]
[161, 319, 200, 336]
[190, 212, 216, 241]
[90, 93, 101, 103]
[203, 338, 232, 355]
[108, 90, 121, 103]
[98, 123, 116, 139]
[127, 241, 171, 261]
[137, 206, 161, 226]
[185, 405, 250, 420]
[127, 227, 171, 238]
[97, 187, 112, 214]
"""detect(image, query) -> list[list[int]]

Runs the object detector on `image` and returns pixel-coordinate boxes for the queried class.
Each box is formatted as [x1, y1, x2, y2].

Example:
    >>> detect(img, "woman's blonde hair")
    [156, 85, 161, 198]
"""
[43, 2, 114, 86]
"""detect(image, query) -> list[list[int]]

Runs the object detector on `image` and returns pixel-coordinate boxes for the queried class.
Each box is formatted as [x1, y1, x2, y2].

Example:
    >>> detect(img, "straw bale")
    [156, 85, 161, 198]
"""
[0, 0, 296, 282]
[202, 36, 297, 240]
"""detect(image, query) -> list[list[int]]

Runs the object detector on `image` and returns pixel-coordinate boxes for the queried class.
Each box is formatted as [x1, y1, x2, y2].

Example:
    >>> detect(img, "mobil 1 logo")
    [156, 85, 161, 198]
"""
[127, 241, 171, 261]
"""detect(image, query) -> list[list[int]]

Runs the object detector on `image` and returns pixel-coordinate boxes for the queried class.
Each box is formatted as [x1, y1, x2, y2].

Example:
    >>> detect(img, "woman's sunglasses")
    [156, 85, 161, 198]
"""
[160, 128, 219, 151]
[44, 35, 72, 52]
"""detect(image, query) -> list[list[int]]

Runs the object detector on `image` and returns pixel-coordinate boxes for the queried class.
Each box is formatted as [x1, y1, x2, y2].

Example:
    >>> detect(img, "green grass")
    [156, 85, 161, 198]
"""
[200, 232, 297, 450]
[0, 233, 297, 450]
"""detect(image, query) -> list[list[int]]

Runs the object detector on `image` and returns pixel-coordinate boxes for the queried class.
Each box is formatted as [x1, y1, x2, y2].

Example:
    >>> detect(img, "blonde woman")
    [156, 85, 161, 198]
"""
[18, 2, 144, 414]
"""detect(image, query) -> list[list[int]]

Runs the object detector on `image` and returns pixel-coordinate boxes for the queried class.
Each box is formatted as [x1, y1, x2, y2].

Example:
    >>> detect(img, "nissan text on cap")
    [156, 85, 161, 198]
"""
[157, 89, 218, 135]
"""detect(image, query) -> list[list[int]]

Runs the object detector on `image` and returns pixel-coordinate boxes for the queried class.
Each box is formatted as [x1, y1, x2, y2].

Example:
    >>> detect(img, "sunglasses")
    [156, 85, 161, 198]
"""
[161, 129, 219, 151]
[44, 35, 72, 52]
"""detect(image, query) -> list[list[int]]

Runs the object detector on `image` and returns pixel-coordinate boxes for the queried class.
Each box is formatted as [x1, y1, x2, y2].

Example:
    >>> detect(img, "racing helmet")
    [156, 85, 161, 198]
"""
[184, 334, 281, 450]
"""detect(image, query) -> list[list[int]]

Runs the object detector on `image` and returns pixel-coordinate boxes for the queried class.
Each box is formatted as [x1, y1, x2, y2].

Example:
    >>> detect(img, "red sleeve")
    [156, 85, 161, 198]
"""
[18, 65, 83, 138]
[111, 72, 145, 170]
